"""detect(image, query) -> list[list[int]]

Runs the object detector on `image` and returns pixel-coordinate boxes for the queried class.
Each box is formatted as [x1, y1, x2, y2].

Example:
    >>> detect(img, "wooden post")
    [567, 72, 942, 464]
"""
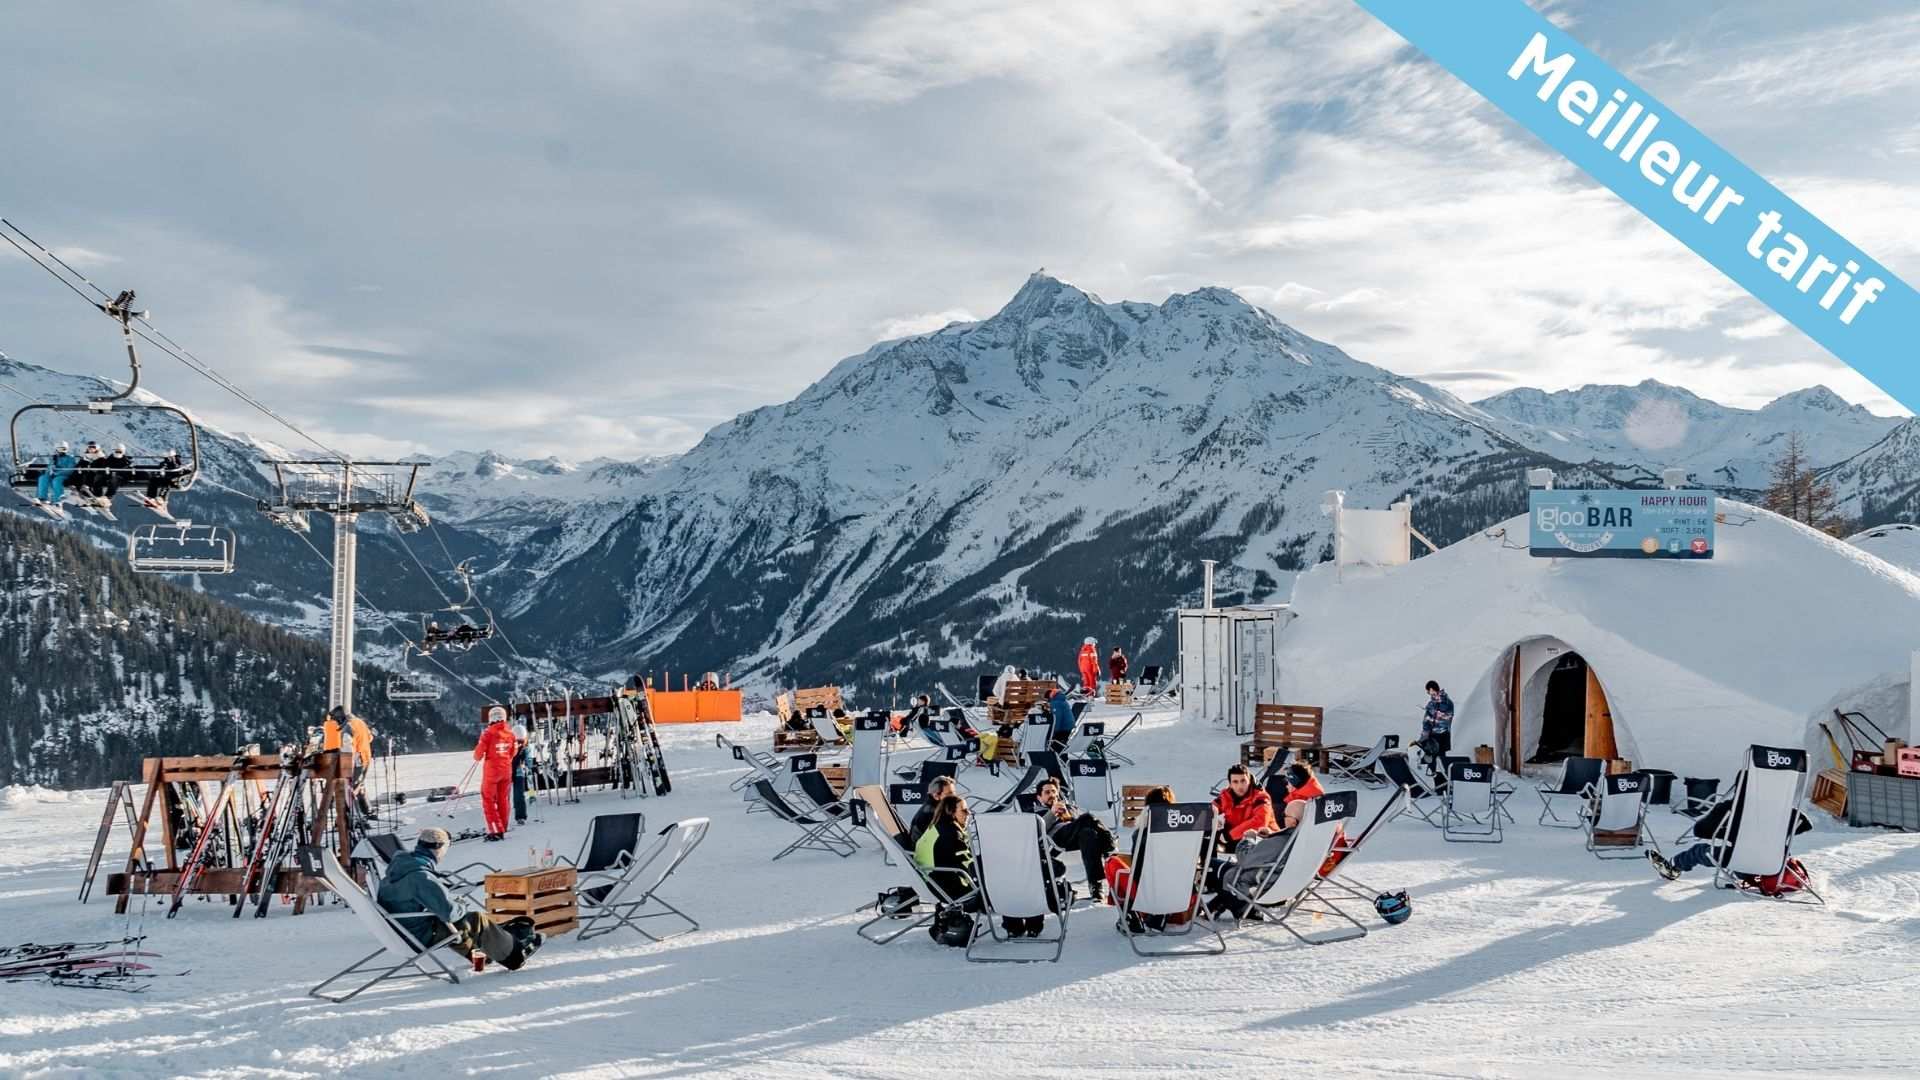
[116, 759, 164, 915]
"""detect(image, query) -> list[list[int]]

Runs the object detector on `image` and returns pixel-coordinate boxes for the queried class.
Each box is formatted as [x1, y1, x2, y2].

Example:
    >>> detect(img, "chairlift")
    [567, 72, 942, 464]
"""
[7, 290, 203, 513]
[419, 558, 495, 653]
[386, 645, 445, 702]
[127, 520, 237, 575]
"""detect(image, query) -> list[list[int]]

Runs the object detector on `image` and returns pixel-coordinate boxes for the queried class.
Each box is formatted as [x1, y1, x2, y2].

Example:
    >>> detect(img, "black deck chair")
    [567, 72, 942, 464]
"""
[795, 768, 855, 817]
[750, 779, 859, 860]
[974, 765, 1042, 813]
[1376, 751, 1442, 826]
[917, 759, 959, 794]
[1024, 749, 1069, 791]
[976, 673, 996, 704]
[559, 812, 646, 904]
[1537, 757, 1605, 828]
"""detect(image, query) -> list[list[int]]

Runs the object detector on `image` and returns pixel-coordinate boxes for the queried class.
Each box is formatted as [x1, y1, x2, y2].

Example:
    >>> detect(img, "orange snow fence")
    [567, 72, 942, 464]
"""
[646, 688, 743, 724]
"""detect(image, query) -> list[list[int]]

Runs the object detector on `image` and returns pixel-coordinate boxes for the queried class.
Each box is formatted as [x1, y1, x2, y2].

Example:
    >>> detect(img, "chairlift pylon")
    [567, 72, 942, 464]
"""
[7, 286, 203, 517]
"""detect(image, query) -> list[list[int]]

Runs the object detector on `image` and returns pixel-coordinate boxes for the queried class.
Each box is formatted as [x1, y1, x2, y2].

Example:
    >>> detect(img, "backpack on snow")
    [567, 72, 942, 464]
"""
[928, 903, 973, 947]
[1743, 857, 1811, 897]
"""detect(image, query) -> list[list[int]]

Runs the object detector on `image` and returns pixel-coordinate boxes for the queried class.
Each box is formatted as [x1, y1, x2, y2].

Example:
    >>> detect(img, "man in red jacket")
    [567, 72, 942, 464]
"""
[1211, 763, 1279, 852]
[473, 706, 520, 841]
[1077, 637, 1100, 695]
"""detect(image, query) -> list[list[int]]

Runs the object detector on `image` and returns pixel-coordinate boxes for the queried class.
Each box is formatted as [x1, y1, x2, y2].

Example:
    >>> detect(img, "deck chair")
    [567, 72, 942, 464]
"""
[794, 769, 864, 846]
[1119, 802, 1226, 957]
[808, 710, 849, 747]
[1136, 665, 1171, 706]
[308, 847, 463, 1003]
[1537, 756, 1604, 828]
[1678, 776, 1721, 817]
[1223, 791, 1365, 945]
[850, 712, 889, 788]
[557, 811, 645, 881]
[1065, 721, 1107, 760]
[1095, 712, 1141, 768]
[716, 734, 783, 792]
[1442, 761, 1502, 843]
[1583, 773, 1655, 859]
[576, 818, 709, 942]
[1019, 713, 1055, 761]
[849, 799, 979, 945]
[973, 765, 1043, 813]
[1023, 749, 1069, 792]
[750, 779, 859, 860]
[1710, 745, 1822, 904]
[967, 812, 1070, 963]
[1376, 751, 1443, 826]
[1325, 735, 1399, 787]
[1068, 756, 1117, 826]
[1320, 785, 1410, 900]
[854, 785, 916, 853]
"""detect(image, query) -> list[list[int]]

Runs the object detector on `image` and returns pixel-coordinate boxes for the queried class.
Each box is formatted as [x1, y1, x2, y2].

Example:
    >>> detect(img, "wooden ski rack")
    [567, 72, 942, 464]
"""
[100, 751, 355, 915]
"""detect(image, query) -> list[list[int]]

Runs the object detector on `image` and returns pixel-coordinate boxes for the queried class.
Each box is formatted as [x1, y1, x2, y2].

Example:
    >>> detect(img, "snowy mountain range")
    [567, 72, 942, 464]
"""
[4, 276, 1916, 701]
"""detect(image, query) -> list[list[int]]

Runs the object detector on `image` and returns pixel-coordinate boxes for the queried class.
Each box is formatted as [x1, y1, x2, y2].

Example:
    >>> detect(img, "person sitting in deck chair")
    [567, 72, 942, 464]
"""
[909, 776, 958, 843]
[1647, 795, 1812, 881]
[1419, 680, 1454, 761]
[915, 795, 979, 909]
[1275, 761, 1331, 835]
[377, 827, 543, 969]
[1035, 776, 1116, 904]
[1211, 763, 1280, 853]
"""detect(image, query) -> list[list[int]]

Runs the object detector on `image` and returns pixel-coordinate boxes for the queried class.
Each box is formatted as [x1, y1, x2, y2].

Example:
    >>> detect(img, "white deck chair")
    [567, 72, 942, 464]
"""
[1225, 792, 1365, 945]
[1019, 713, 1056, 763]
[1442, 761, 1501, 843]
[575, 818, 709, 942]
[308, 847, 463, 1003]
[808, 711, 849, 748]
[850, 712, 888, 789]
[967, 812, 1069, 963]
[1712, 745, 1822, 904]
[1068, 756, 1117, 826]
[1096, 712, 1141, 768]
[1065, 721, 1107, 760]
[1325, 734, 1399, 787]
[1119, 803, 1225, 957]
[716, 734, 782, 792]
[1537, 757, 1605, 828]
[848, 798, 978, 945]
[1583, 773, 1655, 859]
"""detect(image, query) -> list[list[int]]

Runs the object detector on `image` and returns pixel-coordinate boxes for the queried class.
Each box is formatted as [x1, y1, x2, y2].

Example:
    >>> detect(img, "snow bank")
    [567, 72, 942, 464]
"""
[1277, 502, 1920, 780]
[0, 784, 89, 808]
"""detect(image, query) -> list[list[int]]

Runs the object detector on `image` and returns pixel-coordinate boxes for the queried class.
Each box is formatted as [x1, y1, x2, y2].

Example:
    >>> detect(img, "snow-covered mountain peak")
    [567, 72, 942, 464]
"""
[1761, 385, 1864, 417]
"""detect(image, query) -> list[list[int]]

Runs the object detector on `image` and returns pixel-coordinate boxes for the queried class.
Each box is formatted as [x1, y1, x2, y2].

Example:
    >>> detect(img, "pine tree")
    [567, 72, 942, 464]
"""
[1763, 431, 1849, 536]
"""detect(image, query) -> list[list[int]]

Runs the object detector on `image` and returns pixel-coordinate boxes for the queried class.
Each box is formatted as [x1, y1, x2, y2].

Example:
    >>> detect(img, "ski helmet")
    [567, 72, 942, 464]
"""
[55, 441, 69, 452]
[1374, 890, 1412, 925]
[113, 443, 127, 454]
[1084, 636, 1096, 645]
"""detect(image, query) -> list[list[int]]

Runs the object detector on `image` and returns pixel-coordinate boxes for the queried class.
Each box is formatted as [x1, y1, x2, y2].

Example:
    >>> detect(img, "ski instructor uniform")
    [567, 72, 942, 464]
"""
[474, 707, 520, 840]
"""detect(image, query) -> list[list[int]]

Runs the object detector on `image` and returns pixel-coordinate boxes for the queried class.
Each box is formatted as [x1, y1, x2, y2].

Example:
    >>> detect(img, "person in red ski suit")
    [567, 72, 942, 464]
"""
[1077, 638, 1100, 694]
[474, 708, 520, 841]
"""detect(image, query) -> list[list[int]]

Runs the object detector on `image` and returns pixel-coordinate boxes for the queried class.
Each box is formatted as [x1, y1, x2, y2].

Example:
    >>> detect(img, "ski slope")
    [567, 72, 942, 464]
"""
[2, 707, 1918, 1078]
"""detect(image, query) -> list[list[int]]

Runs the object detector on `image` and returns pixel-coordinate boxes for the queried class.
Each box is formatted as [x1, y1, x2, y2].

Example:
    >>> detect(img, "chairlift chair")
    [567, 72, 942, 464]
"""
[126, 520, 236, 575]
[386, 646, 444, 702]
[419, 558, 496, 653]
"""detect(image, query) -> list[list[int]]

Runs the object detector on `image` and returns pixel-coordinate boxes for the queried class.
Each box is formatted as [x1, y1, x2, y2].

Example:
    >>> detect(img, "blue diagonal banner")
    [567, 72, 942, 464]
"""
[1352, 0, 1918, 413]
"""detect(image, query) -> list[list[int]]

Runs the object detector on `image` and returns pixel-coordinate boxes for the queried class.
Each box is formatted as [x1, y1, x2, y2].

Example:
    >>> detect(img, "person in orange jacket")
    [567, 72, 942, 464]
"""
[1211, 763, 1280, 851]
[473, 706, 520, 841]
[320, 708, 344, 753]
[1275, 761, 1328, 834]
[1076, 637, 1100, 695]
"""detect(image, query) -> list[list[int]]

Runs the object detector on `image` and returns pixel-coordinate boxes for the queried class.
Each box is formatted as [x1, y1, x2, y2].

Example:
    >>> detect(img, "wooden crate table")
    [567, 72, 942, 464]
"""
[1310, 743, 1368, 770]
[1104, 681, 1135, 705]
[484, 865, 579, 937]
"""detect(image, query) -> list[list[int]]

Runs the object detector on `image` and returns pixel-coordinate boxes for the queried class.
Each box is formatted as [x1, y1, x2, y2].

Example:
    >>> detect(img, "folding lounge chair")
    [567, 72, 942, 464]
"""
[1320, 785, 1410, 900]
[973, 765, 1044, 813]
[848, 799, 980, 945]
[1135, 665, 1171, 706]
[717, 734, 783, 792]
[1222, 791, 1366, 945]
[1095, 712, 1141, 768]
[967, 813, 1070, 963]
[1537, 757, 1604, 828]
[1376, 751, 1443, 827]
[1325, 735, 1399, 787]
[751, 779, 859, 860]
[1020, 714, 1056, 762]
[1677, 776, 1721, 817]
[1119, 802, 1226, 957]
[1068, 756, 1118, 826]
[1442, 761, 1502, 843]
[849, 711, 890, 788]
[808, 710, 850, 748]
[308, 847, 463, 1003]
[576, 818, 709, 942]
[1582, 772, 1655, 859]
[793, 769, 867, 845]
[1709, 745, 1823, 905]
[1064, 721, 1107, 760]
[1023, 749, 1069, 792]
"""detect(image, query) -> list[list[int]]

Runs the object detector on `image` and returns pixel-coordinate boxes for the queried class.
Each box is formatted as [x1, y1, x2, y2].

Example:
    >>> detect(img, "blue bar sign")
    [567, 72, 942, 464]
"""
[1528, 490, 1716, 559]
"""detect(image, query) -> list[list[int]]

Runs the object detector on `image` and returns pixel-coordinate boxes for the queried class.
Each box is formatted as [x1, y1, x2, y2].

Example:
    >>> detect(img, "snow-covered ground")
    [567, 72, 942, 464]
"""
[3, 705, 1918, 1078]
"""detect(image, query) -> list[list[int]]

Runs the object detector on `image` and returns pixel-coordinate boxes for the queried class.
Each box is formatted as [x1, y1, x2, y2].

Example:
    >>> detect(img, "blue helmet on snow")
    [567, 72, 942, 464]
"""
[1374, 890, 1412, 926]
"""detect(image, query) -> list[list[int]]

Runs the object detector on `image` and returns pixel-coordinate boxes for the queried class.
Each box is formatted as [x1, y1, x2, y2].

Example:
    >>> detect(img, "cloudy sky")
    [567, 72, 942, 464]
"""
[2, 0, 1914, 460]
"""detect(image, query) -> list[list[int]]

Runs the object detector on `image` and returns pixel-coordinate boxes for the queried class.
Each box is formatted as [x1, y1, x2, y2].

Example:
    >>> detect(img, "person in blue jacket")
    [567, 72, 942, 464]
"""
[377, 827, 542, 969]
[1048, 681, 1076, 751]
[35, 441, 76, 504]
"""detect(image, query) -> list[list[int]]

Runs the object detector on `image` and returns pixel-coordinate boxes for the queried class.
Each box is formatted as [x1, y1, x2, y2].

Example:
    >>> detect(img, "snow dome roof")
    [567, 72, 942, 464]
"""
[1275, 501, 1920, 780]
[1850, 522, 1920, 577]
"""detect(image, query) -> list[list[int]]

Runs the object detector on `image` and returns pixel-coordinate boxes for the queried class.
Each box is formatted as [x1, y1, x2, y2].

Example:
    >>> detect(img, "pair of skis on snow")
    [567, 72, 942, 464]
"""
[0, 939, 188, 993]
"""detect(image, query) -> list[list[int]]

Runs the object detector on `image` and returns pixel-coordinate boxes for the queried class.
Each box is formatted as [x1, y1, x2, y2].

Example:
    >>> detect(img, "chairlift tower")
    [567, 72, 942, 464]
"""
[258, 460, 431, 713]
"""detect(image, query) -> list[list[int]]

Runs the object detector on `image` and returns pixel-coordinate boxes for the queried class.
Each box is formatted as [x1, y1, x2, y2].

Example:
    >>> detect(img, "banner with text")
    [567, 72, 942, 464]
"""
[1528, 490, 1716, 560]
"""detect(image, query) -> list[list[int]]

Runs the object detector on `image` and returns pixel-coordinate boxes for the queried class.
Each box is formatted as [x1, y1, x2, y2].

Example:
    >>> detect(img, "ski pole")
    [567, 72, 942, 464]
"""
[450, 757, 480, 797]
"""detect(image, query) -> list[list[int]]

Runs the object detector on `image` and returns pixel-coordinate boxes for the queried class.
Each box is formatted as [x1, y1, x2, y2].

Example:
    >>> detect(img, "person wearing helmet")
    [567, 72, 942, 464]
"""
[36, 441, 77, 504]
[71, 441, 105, 501]
[100, 443, 134, 501]
[1076, 636, 1100, 695]
[510, 722, 532, 825]
[144, 448, 187, 506]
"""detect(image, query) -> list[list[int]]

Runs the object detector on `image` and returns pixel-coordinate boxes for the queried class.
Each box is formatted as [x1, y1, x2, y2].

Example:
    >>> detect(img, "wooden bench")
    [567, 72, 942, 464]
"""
[1120, 785, 1164, 828]
[1240, 704, 1324, 765]
[988, 680, 1056, 726]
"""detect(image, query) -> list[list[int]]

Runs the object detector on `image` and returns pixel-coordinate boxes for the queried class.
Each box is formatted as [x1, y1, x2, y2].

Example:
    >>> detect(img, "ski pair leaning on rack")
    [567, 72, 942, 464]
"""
[233, 746, 317, 918]
[167, 751, 250, 918]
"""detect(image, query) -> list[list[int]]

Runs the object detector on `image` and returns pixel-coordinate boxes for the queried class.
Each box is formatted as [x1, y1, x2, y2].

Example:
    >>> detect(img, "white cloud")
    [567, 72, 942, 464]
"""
[1723, 315, 1790, 341]
[872, 309, 979, 341]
